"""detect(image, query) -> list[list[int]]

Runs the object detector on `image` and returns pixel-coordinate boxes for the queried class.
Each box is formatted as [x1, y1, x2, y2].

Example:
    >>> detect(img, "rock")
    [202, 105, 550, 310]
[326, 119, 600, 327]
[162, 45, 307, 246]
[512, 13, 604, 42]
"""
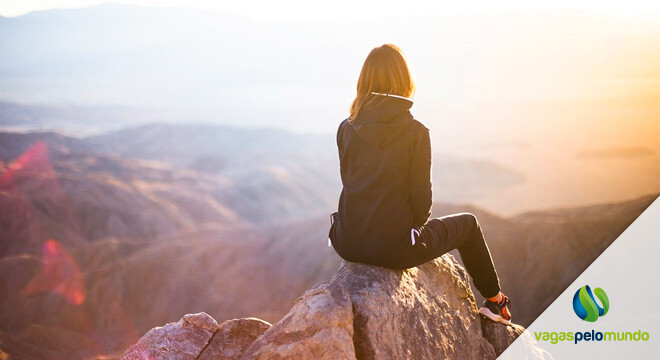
[481, 319, 554, 359]
[480, 318, 525, 356]
[120, 313, 271, 360]
[242, 254, 548, 360]
[124, 255, 550, 360]
[198, 318, 271, 360]
[121, 313, 219, 360]
[241, 281, 355, 360]
[337, 256, 496, 360]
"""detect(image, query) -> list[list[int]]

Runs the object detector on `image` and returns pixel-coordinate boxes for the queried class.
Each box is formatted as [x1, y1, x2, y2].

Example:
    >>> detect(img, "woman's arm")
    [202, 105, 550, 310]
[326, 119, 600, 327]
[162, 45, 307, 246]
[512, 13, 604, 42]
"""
[409, 126, 432, 228]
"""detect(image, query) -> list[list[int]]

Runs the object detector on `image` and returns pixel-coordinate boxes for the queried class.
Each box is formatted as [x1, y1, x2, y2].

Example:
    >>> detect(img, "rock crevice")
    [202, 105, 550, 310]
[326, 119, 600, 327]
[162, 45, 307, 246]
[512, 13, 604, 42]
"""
[194, 326, 219, 360]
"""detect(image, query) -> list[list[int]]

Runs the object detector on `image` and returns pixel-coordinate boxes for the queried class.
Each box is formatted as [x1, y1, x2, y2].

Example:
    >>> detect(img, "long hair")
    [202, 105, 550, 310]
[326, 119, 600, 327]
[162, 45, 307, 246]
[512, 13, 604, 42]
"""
[349, 44, 415, 122]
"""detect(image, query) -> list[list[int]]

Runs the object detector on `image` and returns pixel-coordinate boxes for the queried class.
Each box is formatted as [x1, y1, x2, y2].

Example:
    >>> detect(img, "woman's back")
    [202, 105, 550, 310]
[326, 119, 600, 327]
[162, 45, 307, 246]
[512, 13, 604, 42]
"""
[331, 95, 432, 267]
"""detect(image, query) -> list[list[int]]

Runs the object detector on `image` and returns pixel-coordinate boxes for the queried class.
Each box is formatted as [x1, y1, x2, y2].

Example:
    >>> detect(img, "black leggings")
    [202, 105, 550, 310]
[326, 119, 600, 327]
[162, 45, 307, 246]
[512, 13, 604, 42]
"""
[395, 213, 501, 299]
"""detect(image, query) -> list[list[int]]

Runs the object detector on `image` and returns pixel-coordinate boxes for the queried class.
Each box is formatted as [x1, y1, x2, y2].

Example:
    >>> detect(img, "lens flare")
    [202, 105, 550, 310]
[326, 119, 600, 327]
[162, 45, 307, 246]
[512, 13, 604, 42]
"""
[21, 239, 86, 305]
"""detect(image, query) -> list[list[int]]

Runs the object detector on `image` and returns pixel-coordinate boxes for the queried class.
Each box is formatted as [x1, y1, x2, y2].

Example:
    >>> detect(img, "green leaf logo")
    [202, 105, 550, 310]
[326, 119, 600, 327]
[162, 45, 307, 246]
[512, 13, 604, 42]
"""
[572, 285, 609, 322]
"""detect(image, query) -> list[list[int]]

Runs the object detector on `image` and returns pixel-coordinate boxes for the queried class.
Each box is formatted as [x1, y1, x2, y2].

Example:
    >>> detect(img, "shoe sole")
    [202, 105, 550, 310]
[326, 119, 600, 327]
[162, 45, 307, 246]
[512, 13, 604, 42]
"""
[479, 307, 512, 325]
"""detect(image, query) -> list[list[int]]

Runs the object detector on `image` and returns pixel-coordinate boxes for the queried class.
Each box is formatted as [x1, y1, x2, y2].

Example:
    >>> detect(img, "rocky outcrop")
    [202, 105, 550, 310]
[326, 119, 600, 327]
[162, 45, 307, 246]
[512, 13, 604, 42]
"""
[241, 281, 356, 360]
[121, 313, 219, 360]
[333, 257, 495, 359]
[480, 319, 526, 356]
[123, 254, 551, 360]
[120, 313, 270, 360]
[198, 318, 272, 360]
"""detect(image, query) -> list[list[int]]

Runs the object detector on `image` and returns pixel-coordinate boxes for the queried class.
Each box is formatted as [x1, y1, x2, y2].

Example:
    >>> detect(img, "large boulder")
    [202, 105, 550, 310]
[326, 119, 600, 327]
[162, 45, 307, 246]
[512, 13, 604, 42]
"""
[122, 255, 551, 360]
[121, 313, 219, 360]
[241, 280, 355, 360]
[481, 319, 526, 356]
[120, 313, 270, 360]
[198, 318, 271, 360]
[334, 256, 496, 359]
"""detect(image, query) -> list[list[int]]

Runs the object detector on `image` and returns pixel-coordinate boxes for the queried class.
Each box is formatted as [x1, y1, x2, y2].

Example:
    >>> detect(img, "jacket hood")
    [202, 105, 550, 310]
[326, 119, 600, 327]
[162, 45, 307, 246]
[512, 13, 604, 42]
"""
[350, 95, 414, 149]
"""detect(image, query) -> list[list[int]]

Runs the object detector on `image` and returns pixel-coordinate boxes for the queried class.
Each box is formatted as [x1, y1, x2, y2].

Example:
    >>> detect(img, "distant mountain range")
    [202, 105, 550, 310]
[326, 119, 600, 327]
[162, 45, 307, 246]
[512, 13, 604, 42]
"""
[0, 101, 172, 135]
[0, 125, 527, 226]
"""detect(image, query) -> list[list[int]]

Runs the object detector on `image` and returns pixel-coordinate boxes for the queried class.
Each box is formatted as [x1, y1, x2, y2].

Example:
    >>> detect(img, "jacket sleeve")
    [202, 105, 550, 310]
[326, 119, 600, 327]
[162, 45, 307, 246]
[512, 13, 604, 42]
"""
[409, 126, 432, 228]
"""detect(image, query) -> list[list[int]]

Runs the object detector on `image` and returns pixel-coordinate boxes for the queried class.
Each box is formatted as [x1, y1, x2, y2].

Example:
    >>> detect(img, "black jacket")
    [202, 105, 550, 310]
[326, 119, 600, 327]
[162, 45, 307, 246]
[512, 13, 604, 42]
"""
[329, 95, 432, 267]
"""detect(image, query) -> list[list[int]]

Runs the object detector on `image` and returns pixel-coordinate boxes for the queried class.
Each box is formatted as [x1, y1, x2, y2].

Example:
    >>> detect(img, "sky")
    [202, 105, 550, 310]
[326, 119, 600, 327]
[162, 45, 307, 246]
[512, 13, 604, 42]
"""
[2, 0, 660, 19]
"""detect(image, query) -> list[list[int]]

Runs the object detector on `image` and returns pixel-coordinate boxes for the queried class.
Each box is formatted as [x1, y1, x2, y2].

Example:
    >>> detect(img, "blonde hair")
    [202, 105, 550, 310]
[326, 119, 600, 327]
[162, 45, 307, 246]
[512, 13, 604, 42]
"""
[349, 44, 415, 122]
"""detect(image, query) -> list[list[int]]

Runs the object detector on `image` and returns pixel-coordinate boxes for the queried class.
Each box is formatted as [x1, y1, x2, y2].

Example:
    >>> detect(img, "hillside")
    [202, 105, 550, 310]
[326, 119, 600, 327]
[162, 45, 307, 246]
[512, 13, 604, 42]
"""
[1, 128, 528, 222]
[0, 133, 240, 256]
[0, 189, 653, 358]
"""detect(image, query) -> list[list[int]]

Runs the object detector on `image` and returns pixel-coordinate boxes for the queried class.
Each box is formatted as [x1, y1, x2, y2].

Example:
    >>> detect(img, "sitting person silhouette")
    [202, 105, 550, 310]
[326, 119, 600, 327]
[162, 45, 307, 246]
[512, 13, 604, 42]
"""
[328, 44, 512, 324]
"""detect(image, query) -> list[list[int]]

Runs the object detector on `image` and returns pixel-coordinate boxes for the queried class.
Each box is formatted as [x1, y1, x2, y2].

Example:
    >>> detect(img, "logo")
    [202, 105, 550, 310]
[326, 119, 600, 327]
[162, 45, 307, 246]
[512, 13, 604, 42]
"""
[572, 285, 609, 322]
[533, 286, 649, 344]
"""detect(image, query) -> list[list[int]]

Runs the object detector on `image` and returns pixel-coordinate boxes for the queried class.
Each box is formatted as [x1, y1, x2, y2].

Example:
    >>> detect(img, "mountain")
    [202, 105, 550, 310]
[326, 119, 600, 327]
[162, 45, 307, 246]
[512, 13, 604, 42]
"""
[88, 123, 334, 162]
[0, 189, 653, 358]
[0, 127, 527, 223]
[0, 132, 240, 256]
[89, 124, 343, 222]
[0, 127, 655, 359]
[0, 216, 341, 359]
[88, 123, 526, 217]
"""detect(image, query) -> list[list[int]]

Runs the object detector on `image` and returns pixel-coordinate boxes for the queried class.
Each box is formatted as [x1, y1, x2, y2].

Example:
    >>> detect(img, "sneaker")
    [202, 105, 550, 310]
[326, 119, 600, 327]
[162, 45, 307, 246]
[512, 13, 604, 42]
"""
[479, 294, 512, 325]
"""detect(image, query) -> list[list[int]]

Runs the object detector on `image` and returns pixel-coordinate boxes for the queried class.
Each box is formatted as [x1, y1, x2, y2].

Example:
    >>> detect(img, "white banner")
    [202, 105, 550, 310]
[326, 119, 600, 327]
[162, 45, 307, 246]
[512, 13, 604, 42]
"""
[501, 198, 659, 359]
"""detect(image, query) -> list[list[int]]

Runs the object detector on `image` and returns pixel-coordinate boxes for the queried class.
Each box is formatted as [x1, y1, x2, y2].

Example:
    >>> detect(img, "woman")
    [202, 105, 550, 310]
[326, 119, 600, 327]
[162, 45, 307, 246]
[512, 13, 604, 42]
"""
[328, 44, 512, 325]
